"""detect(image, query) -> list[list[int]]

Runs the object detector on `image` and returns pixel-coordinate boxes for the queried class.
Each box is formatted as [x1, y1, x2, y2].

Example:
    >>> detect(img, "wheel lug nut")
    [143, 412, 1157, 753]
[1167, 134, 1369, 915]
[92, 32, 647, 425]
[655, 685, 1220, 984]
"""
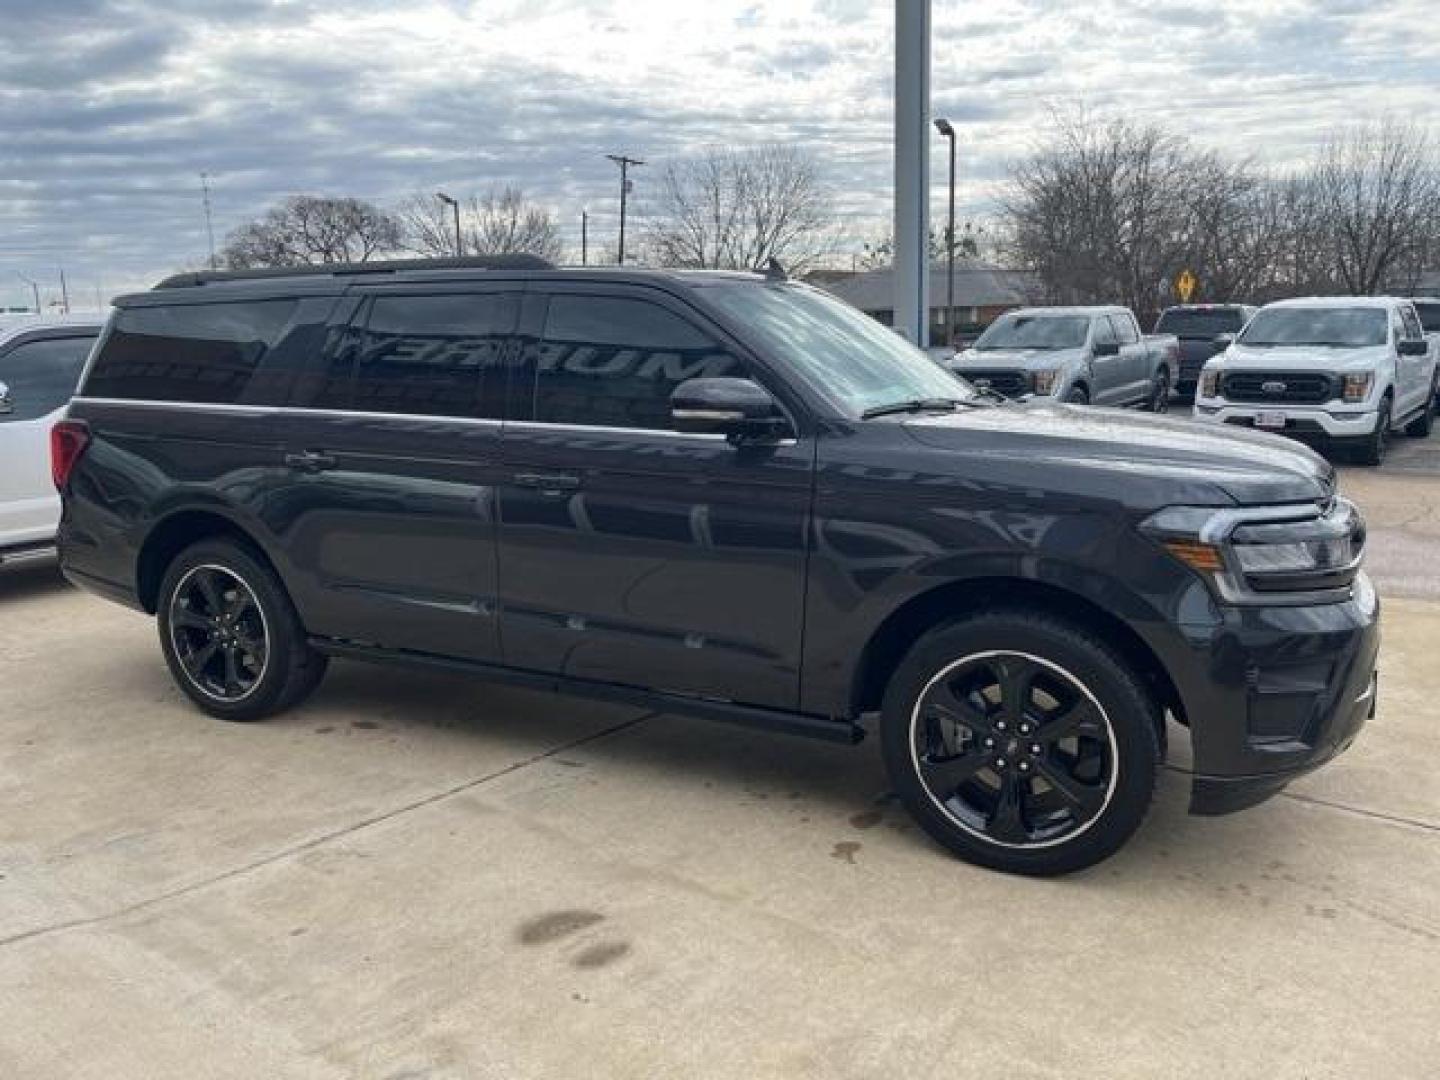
[983, 737, 995, 748]
[1018, 761, 1030, 772]
[1031, 743, 1043, 755]
[995, 758, 1007, 769]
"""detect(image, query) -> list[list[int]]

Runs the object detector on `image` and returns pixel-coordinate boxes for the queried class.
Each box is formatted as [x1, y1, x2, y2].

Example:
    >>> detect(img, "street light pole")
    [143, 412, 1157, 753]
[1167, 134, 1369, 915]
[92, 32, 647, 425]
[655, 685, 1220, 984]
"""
[606, 154, 644, 265]
[58, 267, 70, 314]
[582, 208, 589, 266]
[199, 172, 218, 270]
[436, 192, 462, 257]
[933, 117, 956, 349]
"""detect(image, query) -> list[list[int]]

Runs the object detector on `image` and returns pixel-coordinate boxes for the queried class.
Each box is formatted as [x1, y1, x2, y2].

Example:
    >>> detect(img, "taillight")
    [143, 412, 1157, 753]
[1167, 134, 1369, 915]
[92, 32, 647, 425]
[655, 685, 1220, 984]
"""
[51, 420, 91, 491]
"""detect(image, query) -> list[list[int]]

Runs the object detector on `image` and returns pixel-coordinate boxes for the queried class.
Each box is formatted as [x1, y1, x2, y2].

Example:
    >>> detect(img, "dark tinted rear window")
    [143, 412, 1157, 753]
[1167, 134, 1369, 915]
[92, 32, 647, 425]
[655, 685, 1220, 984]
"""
[1413, 301, 1440, 333]
[1155, 308, 1246, 337]
[85, 301, 298, 404]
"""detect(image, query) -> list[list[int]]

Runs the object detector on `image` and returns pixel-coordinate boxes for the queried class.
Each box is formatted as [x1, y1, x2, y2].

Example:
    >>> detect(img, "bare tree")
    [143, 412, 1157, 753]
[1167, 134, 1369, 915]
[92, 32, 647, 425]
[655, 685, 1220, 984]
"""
[645, 146, 835, 273]
[221, 196, 402, 268]
[398, 187, 563, 262]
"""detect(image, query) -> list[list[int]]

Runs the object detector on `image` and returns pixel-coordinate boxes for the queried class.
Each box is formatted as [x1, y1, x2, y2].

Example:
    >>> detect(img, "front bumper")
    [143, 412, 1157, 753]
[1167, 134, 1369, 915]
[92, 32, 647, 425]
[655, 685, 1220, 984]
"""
[1192, 402, 1380, 439]
[1152, 574, 1381, 815]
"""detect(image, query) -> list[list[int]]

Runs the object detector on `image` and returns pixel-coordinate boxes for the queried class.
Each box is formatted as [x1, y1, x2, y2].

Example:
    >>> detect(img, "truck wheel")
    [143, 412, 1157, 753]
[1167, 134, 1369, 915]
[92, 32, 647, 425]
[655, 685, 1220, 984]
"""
[1356, 397, 1391, 466]
[156, 538, 328, 721]
[1148, 369, 1171, 413]
[880, 611, 1160, 876]
[1405, 380, 1437, 436]
[1066, 386, 1089, 405]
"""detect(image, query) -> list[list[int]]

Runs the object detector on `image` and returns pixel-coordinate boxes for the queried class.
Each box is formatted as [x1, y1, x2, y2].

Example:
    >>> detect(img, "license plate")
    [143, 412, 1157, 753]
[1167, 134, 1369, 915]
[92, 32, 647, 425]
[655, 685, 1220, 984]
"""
[1255, 411, 1287, 430]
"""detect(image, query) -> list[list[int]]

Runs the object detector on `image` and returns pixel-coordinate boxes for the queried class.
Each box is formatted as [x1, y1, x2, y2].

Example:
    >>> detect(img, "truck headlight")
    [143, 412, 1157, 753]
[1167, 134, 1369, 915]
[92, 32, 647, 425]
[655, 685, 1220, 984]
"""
[1342, 373, 1373, 403]
[1199, 369, 1220, 398]
[1140, 498, 1365, 602]
[1031, 369, 1060, 395]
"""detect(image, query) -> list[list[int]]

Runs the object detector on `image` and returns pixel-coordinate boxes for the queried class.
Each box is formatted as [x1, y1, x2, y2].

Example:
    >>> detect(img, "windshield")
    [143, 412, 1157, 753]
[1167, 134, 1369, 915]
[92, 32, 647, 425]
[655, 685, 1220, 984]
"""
[702, 282, 974, 418]
[1412, 301, 1440, 333]
[974, 314, 1088, 350]
[1156, 308, 1246, 337]
[1239, 307, 1388, 348]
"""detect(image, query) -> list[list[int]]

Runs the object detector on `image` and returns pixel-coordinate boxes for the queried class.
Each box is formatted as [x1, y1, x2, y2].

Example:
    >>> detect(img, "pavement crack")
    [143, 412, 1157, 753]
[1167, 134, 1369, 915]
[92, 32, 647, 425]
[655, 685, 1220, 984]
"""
[0, 711, 656, 952]
[1276, 790, 1440, 834]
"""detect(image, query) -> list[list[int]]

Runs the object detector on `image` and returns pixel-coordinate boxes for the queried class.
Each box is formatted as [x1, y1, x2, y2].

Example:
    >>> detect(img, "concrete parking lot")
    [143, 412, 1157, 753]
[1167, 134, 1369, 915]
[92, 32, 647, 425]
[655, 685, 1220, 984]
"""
[3, 451, 1438, 1078]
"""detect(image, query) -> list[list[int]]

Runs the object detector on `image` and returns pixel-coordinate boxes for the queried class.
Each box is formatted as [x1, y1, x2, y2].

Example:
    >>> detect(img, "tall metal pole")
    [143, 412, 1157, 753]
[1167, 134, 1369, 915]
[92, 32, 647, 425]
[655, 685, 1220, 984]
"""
[607, 154, 644, 265]
[58, 267, 70, 314]
[894, 0, 931, 346]
[934, 118, 957, 348]
[200, 172, 217, 270]
[582, 209, 589, 266]
[436, 192, 462, 256]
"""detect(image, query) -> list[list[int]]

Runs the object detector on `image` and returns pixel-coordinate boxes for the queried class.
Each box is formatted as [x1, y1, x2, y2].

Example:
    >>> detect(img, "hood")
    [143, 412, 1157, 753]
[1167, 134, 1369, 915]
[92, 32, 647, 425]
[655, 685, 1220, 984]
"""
[951, 346, 1087, 371]
[1219, 343, 1390, 371]
[901, 402, 1334, 507]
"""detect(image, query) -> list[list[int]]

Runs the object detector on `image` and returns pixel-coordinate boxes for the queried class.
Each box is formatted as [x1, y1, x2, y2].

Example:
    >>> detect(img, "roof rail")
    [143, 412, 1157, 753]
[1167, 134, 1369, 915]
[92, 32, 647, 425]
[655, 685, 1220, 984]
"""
[153, 254, 556, 290]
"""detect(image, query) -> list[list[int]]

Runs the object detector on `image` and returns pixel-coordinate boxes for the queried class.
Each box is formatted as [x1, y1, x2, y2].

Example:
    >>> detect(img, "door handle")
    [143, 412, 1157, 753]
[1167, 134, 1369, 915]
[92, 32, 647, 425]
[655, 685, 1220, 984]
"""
[285, 450, 337, 473]
[514, 472, 581, 495]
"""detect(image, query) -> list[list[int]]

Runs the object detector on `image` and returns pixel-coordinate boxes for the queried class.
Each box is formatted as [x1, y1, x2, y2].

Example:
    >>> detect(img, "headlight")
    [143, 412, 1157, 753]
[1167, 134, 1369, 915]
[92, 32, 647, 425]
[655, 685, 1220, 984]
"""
[1031, 369, 1060, 395]
[1200, 369, 1220, 398]
[1342, 373, 1373, 403]
[1140, 498, 1365, 602]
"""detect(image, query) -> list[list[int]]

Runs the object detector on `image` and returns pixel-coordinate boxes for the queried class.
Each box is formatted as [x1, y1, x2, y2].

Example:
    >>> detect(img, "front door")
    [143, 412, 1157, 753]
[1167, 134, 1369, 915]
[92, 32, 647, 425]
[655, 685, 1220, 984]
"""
[280, 286, 517, 663]
[495, 286, 813, 710]
[1089, 317, 1126, 405]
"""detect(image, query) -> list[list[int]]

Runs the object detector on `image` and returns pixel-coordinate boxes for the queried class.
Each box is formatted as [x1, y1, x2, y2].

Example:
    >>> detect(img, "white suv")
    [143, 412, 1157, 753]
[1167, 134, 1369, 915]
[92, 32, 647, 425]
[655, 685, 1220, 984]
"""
[0, 316, 103, 562]
[1194, 296, 1439, 465]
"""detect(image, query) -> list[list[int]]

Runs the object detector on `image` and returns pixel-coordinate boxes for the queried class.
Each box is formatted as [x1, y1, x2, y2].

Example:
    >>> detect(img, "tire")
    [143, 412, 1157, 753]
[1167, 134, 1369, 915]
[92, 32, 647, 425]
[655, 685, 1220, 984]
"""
[880, 610, 1161, 876]
[1405, 380, 1437, 436]
[1148, 368, 1171, 413]
[156, 538, 328, 721]
[1066, 386, 1090, 406]
[1355, 397, 1391, 466]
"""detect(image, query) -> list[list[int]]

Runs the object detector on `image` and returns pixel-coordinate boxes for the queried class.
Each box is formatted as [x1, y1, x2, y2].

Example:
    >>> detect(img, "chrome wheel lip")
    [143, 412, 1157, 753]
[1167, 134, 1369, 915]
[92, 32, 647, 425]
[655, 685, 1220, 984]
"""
[907, 649, 1120, 851]
[168, 563, 271, 704]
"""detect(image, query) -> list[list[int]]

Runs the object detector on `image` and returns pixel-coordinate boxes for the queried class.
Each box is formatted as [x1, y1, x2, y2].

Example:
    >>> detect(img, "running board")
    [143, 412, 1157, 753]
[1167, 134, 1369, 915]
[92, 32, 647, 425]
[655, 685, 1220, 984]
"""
[310, 638, 865, 745]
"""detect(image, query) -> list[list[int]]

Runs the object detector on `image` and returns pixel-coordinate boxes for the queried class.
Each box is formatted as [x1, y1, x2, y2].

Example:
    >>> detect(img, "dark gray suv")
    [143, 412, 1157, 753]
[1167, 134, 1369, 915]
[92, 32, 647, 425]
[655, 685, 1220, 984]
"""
[54, 257, 1379, 875]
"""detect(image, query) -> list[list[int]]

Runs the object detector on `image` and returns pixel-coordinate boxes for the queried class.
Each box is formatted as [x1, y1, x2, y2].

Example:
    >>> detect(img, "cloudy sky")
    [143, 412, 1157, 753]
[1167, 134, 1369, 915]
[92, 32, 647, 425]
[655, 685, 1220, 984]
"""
[1, 0, 1435, 309]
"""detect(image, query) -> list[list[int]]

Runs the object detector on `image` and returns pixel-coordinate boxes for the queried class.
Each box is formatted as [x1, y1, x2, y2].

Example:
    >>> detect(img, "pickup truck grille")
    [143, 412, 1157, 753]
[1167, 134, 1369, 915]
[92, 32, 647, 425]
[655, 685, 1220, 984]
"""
[957, 370, 1030, 398]
[1222, 372, 1336, 404]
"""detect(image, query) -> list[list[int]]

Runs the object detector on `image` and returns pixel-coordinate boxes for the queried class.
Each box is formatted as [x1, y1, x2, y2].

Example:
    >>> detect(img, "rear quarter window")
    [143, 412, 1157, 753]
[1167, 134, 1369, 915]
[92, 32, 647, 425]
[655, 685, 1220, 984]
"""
[83, 300, 301, 405]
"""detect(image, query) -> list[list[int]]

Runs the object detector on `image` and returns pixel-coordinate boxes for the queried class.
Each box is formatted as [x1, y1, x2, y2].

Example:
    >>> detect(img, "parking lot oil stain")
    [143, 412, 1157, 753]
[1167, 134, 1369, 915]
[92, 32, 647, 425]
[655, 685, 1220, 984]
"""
[351, 719, 382, 730]
[572, 940, 630, 970]
[518, 910, 605, 946]
[849, 809, 884, 830]
[313, 726, 334, 734]
[831, 841, 861, 865]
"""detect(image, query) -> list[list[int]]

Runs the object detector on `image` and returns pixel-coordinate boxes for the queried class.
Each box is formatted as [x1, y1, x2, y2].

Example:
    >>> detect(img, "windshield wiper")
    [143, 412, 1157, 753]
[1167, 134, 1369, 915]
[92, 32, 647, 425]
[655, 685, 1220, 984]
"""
[860, 397, 967, 420]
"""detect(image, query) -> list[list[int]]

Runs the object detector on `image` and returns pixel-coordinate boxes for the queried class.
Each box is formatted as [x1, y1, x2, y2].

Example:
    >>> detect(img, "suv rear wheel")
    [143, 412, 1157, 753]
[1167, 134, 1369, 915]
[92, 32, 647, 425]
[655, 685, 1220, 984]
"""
[157, 539, 327, 721]
[1406, 377, 1437, 436]
[880, 611, 1160, 875]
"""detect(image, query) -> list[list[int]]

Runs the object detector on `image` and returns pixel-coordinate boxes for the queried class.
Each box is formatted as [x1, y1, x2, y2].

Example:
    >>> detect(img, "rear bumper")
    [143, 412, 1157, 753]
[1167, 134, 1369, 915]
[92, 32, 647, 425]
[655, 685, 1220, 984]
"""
[1193, 403, 1380, 438]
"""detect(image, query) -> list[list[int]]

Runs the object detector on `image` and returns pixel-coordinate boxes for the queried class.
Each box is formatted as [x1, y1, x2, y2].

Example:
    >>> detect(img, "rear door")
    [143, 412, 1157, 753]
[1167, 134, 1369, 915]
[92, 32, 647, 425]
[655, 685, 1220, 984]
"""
[494, 284, 813, 709]
[280, 285, 518, 663]
[0, 330, 98, 547]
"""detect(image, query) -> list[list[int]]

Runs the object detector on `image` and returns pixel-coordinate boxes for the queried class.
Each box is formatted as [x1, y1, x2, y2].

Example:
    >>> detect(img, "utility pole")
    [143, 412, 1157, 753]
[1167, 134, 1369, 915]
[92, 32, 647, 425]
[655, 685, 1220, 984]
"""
[58, 267, 70, 314]
[606, 154, 644, 265]
[894, 0, 931, 346]
[934, 117, 957, 349]
[581, 208, 589, 266]
[16, 272, 39, 313]
[200, 172, 218, 270]
[436, 192, 462, 256]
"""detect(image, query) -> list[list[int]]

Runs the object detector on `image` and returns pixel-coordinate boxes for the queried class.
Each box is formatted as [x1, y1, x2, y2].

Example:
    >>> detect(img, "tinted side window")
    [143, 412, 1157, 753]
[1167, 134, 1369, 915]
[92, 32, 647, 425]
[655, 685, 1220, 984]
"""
[321, 293, 517, 418]
[84, 301, 297, 404]
[532, 294, 742, 430]
[0, 335, 97, 422]
[1092, 317, 1117, 345]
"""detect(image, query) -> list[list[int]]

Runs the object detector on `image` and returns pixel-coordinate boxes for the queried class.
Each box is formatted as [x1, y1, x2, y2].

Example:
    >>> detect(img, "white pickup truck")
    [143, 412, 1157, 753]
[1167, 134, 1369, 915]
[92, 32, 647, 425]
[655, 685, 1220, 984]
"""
[1194, 296, 1439, 465]
[946, 305, 1179, 410]
[0, 316, 104, 563]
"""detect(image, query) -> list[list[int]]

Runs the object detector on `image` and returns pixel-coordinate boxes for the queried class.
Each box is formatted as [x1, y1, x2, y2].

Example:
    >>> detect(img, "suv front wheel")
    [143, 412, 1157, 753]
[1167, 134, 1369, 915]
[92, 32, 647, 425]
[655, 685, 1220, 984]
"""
[880, 611, 1161, 875]
[157, 538, 328, 721]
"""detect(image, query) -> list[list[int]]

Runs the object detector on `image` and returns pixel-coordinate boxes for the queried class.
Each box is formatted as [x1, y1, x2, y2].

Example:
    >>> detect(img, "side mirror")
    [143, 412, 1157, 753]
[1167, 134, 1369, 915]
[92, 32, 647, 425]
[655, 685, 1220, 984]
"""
[0, 380, 12, 415]
[1213, 333, 1236, 349]
[1398, 338, 1428, 356]
[1093, 341, 1120, 357]
[671, 377, 787, 440]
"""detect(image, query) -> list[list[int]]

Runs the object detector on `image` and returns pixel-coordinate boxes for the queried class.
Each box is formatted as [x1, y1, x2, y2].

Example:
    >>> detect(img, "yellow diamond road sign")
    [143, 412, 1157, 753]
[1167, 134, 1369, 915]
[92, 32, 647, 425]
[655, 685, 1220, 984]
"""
[1176, 269, 1197, 303]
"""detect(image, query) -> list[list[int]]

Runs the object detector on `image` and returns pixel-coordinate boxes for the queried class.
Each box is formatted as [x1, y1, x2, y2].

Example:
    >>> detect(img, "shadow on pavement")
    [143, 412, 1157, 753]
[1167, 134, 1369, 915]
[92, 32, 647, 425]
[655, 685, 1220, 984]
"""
[0, 558, 71, 603]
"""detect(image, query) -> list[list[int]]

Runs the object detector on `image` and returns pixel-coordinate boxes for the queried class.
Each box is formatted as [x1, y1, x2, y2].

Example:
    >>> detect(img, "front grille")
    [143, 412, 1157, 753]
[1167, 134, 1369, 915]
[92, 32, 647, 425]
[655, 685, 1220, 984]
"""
[1222, 371, 1336, 404]
[958, 369, 1030, 398]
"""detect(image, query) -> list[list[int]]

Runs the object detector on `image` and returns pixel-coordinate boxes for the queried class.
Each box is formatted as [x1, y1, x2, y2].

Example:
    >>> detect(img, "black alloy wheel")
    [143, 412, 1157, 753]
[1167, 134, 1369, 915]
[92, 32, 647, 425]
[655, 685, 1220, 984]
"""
[910, 651, 1116, 848]
[168, 564, 269, 702]
[1358, 397, 1391, 466]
